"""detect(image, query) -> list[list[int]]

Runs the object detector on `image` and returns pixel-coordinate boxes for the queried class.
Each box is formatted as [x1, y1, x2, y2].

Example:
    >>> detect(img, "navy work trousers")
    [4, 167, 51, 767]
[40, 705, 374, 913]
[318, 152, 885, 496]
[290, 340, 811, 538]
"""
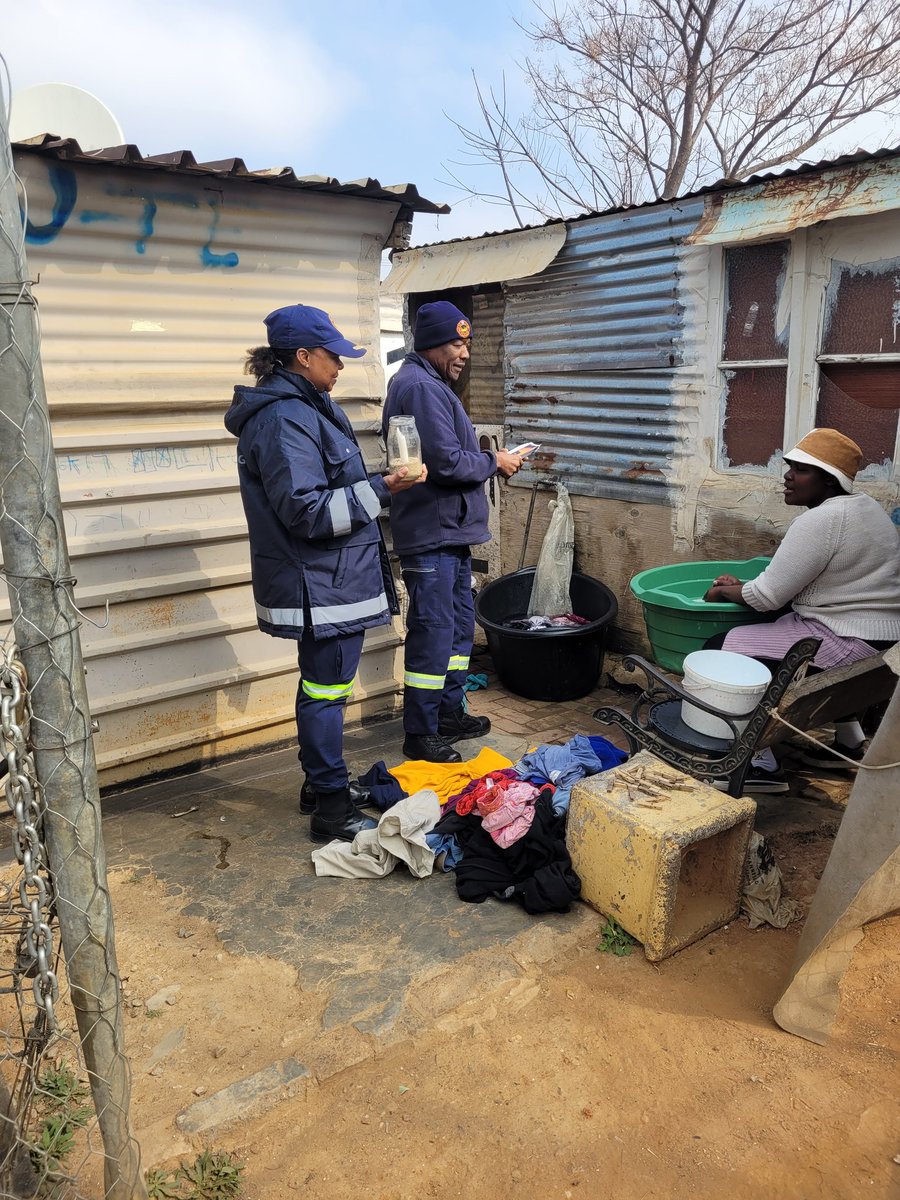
[295, 629, 365, 793]
[400, 546, 474, 736]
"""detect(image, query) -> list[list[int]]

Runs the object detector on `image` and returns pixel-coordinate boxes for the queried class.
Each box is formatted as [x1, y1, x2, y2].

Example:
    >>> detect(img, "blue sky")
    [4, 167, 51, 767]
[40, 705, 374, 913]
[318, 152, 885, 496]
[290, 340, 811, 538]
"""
[7, 1, 899, 247]
[6, 0, 537, 244]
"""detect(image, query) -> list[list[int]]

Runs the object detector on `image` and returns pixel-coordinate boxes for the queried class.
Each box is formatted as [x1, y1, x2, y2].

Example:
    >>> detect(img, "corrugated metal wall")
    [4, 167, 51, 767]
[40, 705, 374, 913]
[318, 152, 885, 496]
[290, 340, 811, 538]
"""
[504, 199, 706, 504]
[5, 154, 402, 785]
[465, 289, 506, 427]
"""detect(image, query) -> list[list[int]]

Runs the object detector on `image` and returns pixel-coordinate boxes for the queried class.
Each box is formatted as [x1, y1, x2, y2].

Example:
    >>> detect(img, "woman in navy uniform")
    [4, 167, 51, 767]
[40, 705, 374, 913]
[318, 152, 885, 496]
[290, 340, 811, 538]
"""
[225, 305, 425, 842]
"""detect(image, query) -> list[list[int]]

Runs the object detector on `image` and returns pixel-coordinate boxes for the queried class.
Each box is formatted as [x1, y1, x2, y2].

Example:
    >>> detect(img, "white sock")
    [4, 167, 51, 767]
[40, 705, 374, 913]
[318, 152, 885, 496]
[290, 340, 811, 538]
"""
[751, 747, 778, 771]
[835, 720, 865, 749]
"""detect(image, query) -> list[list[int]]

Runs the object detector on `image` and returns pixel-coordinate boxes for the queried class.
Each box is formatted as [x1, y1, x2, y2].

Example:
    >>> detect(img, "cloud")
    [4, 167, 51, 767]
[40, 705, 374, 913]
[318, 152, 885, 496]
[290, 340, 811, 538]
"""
[4, 0, 545, 239]
[5, 0, 359, 167]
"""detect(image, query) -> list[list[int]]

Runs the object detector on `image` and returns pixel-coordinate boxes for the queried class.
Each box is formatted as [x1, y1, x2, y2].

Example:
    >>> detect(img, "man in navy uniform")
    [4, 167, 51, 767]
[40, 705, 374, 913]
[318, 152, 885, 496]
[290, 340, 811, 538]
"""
[383, 302, 522, 763]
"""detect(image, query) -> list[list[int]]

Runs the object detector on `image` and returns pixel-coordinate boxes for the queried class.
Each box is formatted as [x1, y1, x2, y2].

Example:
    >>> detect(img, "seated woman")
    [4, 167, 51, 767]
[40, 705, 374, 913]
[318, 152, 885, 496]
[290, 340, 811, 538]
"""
[703, 428, 900, 792]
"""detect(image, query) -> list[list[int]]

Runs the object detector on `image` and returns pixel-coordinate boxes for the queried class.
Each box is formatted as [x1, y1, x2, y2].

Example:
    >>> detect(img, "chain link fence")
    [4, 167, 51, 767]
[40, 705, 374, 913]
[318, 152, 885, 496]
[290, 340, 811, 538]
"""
[0, 58, 146, 1199]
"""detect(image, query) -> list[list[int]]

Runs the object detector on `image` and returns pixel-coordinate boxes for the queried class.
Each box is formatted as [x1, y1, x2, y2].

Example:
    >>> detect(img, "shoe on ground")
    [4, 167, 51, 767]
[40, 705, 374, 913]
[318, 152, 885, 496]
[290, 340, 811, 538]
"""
[712, 765, 790, 795]
[741, 765, 791, 794]
[309, 805, 377, 844]
[299, 779, 372, 815]
[402, 733, 462, 764]
[797, 741, 865, 770]
[437, 705, 491, 744]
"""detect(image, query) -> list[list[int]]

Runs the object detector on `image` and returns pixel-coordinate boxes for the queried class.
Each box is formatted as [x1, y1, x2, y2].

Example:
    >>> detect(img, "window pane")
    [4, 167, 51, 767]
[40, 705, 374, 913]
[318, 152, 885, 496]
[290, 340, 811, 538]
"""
[723, 241, 791, 361]
[723, 366, 787, 466]
[817, 367, 899, 465]
[821, 258, 900, 355]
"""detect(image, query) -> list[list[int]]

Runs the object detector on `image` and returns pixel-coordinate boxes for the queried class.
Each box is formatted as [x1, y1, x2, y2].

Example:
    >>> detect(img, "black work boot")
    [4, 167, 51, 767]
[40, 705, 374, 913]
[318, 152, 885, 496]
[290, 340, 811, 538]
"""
[437, 705, 492, 744]
[402, 734, 463, 764]
[309, 787, 377, 844]
[299, 779, 373, 815]
[299, 781, 317, 815]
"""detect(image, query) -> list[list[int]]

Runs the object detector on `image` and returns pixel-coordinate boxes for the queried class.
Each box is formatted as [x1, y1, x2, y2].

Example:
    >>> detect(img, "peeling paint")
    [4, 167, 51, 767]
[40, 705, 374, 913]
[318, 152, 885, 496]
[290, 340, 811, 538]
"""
[822, 254, 900, 354]
[687, 157, 900, 245]
[624, 461, 665, 479]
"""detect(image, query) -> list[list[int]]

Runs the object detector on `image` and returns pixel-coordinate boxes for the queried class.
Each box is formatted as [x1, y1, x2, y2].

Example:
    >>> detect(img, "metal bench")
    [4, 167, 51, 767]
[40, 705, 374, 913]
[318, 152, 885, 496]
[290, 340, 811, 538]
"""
[593, 638, 897, 796]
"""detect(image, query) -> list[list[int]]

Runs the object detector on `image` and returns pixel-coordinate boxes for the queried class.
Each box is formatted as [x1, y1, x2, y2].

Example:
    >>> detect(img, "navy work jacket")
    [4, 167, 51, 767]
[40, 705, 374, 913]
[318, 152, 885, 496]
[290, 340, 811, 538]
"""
[225, 367, 398, 640]
[382, 352, 496, 556]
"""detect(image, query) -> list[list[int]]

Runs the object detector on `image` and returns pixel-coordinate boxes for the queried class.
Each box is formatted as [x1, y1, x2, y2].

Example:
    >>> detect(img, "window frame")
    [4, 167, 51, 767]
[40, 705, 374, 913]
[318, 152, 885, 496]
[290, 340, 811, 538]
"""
[714, 223, 900, 479]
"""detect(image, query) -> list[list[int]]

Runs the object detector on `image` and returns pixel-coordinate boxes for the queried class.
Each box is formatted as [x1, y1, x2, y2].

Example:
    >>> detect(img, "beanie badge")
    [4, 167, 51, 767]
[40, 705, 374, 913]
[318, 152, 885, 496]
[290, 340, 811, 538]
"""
[413, 301, 473, 350]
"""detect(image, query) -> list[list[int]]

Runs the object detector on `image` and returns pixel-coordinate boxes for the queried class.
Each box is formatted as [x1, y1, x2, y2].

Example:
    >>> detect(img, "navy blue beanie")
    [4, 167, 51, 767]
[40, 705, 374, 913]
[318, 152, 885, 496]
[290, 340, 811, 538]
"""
[414, 302, 472, 351]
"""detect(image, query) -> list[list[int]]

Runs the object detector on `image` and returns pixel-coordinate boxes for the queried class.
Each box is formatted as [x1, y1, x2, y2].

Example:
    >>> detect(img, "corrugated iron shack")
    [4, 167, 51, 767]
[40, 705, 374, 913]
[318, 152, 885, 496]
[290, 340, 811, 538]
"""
[6, 135, 446, 786]
[384, 148, 900, 649]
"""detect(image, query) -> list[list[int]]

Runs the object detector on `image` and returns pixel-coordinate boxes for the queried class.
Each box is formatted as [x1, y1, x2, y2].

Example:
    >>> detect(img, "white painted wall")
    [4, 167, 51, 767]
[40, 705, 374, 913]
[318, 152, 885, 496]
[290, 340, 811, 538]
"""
[6, 154, 404, 784]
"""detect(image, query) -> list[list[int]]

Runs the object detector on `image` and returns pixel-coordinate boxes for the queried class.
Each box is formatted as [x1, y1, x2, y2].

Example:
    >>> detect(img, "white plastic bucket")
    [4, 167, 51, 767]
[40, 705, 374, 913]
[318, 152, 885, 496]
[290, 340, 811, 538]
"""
[680, 650, 771, 740]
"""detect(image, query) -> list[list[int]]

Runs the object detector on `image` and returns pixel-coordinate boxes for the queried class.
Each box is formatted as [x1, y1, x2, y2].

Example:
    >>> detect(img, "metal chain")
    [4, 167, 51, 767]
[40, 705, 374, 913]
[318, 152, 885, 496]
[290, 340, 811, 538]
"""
[1, 651, 59, 1025]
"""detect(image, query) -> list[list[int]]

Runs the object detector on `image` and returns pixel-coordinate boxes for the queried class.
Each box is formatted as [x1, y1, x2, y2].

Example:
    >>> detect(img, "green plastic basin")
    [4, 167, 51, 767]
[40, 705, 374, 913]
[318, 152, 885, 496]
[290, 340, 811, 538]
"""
[630, 558, 771, 672]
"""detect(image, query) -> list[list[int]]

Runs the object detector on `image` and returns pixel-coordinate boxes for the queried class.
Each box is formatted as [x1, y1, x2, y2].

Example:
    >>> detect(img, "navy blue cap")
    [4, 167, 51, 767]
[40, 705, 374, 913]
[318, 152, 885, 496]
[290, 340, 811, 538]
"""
[414, 301, 472, 351]
[264, 304, 366, 358]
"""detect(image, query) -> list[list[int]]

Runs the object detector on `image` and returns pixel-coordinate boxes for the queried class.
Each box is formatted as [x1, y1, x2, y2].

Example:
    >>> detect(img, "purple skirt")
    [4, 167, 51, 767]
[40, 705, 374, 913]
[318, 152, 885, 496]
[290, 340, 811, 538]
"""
[722, 612, 879, 670]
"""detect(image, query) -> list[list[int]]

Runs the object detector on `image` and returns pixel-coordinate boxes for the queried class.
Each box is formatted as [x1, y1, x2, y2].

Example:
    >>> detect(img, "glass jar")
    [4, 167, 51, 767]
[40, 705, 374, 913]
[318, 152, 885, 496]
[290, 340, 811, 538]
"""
[386, 414, 423, 480]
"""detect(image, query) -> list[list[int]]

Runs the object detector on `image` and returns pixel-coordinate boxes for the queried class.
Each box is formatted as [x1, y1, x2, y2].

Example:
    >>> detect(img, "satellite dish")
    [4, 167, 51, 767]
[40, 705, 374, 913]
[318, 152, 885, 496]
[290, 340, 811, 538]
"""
[10, 83, 124, 151]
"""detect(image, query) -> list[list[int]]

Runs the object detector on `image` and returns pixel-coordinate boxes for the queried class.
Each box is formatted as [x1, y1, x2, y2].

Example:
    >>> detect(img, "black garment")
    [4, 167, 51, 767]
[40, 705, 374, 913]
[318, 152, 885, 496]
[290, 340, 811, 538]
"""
[434, 790, 581, 915]
[356, 761, 408, 812]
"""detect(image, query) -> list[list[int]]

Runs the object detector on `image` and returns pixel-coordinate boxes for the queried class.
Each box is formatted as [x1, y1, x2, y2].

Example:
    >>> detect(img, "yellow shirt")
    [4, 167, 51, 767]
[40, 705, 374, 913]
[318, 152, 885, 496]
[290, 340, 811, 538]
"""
[389, 746, 513, 806]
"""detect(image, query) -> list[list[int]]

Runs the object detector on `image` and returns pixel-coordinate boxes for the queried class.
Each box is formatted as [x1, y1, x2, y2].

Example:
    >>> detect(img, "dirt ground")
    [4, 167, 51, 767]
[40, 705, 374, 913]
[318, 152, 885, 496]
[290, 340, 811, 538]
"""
[103, 822, 899, 1200]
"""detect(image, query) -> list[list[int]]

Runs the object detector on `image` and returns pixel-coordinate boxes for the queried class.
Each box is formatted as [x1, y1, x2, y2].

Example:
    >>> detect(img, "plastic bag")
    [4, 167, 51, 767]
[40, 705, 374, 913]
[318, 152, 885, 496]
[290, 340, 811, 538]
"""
[527, 483, 574, 616]
[741, 832, 803, 929]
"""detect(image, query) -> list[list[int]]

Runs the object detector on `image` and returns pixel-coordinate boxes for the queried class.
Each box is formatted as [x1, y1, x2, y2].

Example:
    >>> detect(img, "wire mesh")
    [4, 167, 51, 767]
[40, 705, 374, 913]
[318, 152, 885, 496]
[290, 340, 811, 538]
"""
[0, 57, 145, 1200]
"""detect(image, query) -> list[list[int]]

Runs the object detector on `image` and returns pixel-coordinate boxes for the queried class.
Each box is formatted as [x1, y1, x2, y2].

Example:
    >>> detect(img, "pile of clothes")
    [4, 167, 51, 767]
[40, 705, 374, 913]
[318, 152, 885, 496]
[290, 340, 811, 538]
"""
[503, 614, 590, 631]
[312, 736, 626, 916]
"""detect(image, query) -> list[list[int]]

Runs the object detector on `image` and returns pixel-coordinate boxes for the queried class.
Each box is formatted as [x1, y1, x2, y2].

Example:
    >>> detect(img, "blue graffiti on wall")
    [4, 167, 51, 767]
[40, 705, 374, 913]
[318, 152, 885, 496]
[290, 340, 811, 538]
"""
[200, 200, 239, 268]
[24, 165, 239, 267]
[23, 166, 78, 244]
[80, 210, 126, 224]
[135, 200, 157, 255]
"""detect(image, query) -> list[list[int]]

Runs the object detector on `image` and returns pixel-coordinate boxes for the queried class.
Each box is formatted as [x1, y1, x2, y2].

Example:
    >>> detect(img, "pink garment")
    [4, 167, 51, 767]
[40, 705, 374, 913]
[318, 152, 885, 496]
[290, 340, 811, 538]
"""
[479, 782, 540, 848]
[548, 613, 589, 627]
[448, 769, 518, 816]
[723, 612, 880, 671]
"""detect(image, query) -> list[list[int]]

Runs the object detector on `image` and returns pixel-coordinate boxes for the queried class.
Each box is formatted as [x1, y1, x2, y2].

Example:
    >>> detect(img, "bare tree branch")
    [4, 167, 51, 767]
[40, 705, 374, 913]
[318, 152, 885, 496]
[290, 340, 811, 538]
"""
[446, 0, 900, 219]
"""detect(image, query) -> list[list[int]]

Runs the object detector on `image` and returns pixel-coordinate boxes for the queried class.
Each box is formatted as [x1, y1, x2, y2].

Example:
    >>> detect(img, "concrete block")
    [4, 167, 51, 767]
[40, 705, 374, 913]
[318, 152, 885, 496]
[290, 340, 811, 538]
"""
[567, 751, 755, 961]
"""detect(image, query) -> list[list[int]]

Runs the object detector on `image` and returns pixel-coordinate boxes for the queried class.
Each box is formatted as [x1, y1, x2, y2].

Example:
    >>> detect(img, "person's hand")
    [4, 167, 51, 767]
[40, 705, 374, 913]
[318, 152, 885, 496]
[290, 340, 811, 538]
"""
[712, 573, 741, 587]
[704, 582, 746, 604]
[384, 464, 428, 493]
[495, 450, 522, 478]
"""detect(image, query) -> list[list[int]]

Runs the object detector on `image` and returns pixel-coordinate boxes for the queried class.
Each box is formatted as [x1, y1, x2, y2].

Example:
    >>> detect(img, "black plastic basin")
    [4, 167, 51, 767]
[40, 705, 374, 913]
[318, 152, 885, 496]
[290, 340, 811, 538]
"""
[474, 568, 618, 701]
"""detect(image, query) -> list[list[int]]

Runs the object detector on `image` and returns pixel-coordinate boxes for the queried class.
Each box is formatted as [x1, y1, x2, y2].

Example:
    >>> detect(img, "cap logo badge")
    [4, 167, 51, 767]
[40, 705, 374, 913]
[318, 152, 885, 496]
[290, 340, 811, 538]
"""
[456, 319, 471, 338]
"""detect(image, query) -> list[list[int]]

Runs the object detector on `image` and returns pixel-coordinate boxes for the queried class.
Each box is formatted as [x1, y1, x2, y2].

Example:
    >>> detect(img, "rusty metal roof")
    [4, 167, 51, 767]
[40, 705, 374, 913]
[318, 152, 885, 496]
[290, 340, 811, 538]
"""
[404, 143, 900, 248]
[13, 134, 450, 214]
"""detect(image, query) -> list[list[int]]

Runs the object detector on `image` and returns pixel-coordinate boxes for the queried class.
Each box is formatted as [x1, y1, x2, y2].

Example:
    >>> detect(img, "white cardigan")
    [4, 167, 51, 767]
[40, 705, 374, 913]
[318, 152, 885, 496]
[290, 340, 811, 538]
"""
[741, 492, 900, 642]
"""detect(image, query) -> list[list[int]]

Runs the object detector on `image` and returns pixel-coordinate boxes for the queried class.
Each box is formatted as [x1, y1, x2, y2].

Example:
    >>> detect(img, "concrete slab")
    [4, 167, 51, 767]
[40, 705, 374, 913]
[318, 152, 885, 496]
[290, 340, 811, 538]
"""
[175, 1058, 309, 1134]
